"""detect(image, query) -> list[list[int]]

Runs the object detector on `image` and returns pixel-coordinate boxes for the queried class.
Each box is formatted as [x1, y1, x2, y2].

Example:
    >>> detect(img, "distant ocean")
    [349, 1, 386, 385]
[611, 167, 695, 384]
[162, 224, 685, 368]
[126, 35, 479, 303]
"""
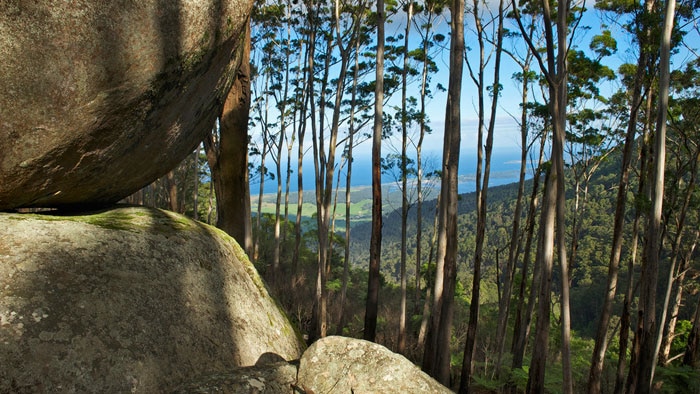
[254, 148, 536, 195]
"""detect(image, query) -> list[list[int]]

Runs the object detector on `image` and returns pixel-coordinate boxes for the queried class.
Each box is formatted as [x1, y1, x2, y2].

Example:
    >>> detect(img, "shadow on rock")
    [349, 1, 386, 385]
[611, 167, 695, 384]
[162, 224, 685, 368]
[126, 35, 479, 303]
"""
[0, 206, 304, 392]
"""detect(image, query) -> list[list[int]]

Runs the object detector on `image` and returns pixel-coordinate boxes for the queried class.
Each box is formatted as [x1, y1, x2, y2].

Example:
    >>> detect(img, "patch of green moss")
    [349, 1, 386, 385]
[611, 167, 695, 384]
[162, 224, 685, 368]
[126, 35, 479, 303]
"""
[72, 210, 141, 232]
[6, 207, 205, 236]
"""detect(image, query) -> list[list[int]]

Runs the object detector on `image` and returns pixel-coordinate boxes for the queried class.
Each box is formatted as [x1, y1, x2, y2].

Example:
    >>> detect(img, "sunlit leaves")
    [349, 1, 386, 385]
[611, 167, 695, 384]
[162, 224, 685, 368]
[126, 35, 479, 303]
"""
[567, 50, 615, 102]
[589, 30, 617, 58]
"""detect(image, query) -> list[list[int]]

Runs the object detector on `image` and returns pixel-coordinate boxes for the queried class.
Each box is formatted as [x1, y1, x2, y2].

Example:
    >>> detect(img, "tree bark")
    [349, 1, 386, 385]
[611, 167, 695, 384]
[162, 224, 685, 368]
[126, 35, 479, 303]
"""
[587, 1, 653, 389]
[460, 0, 504, 390]
[166, 170, 179, 213]
[423, 0, 464, 385]
[397, 0, 413, 355]
[661, 217, 699, 366]
[202, 22, 252, 253]
[684, 278, 700, 368]
[656, 160, 697, 368]
[293, 4, 314, 279]
[633, 0, 675, 390]
[192, 146, 200, 220]
[364, 0, 384, 343]
[337, 35, 363, 336]
[511, 130, 546, 383]
[309, 11, 335, 342]
[495, 60, 531, 383]
[513, 0, 572, 388]
[418, 194, 442, 351]
[618, 98, 653, 394]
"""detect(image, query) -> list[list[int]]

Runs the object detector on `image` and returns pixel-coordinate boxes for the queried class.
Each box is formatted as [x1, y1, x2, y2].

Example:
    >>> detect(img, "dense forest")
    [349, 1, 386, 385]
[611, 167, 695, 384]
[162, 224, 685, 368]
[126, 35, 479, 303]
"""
[124, 0, 700, 392]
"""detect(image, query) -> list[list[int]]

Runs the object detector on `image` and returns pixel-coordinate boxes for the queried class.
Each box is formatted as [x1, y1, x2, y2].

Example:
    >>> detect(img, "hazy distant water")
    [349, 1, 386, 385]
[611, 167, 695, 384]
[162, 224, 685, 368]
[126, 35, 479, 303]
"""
[256, 148, 533, 195]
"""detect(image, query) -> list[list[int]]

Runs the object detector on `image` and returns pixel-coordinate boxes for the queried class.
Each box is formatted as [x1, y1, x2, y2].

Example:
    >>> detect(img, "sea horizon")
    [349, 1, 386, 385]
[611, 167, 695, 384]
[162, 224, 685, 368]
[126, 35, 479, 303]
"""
[253, 148, 536, 196]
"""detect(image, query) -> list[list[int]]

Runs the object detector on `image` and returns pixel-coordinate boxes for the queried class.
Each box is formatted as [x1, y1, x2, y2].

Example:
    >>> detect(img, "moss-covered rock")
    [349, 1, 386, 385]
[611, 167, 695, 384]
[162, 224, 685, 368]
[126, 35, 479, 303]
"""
[0, 206, 305, 392]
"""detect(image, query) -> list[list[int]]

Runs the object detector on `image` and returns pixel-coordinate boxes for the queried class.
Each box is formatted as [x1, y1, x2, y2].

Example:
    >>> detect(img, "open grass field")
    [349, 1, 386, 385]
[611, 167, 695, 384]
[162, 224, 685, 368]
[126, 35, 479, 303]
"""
[253, 183, 418, 224]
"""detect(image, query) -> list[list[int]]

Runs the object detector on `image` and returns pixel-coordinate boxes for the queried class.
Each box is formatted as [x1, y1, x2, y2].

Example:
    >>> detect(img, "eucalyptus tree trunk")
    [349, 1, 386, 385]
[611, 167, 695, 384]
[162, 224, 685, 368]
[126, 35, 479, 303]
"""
[414, 74, 426, 319]
[526, 164, 557, 394]
[496, 55, 533, 380]
[364, 0, 384, 343]
[414, 0, 442, 322]
[659, 229, 700, 366]
[203, 21, 252, 254]
[192, 146, 199, 221]
[273, 117, 286, 274]
[283, 132, 293, 249]
[312, 0, 360, 340]
[510, 128, 547, 386]
[460, 0, 504, 389]
[551, 3, 572, 390]
[617, 99, 653, 394]
[330, 158, 345, 262]
[512, 0, 573, 388]
[282, 1, 298, 255]
[657, 188, 695, 367]
[166, 170, 179, 213]
[308, 0, 330, 342]
[254, 69, 272, 262]
[633, 0, 675, 390]
[684, 263, 700, 367]
[418, 194, 442, 350]
[292, 4, 314, 278]
[588, 3, 654, 387]
[397, 0, 414, 355]
[272, 16, 293, 274]
[337, 36, 363, 335]
[423, 0, 464, 385]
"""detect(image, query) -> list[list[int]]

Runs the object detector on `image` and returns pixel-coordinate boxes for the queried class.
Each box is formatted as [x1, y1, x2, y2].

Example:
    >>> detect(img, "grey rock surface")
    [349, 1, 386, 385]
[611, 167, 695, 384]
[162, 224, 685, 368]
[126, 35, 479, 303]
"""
[0, 206, 305, 392]
[299, 336, 453, 393]
[0, 0, 252, 209]
[172, 361, 299, 394]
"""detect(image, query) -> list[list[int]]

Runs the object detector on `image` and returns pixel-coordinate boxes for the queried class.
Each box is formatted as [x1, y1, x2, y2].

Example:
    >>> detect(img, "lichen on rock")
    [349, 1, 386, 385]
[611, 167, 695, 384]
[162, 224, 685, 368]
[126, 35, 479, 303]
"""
[299, 336, 453, 393]
[0, 206, 305, 392]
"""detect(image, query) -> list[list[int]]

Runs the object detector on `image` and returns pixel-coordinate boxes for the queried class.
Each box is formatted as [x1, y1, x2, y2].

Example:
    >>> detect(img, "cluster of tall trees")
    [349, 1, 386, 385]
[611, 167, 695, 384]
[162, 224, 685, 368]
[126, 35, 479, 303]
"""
[129, 0, 700, 391]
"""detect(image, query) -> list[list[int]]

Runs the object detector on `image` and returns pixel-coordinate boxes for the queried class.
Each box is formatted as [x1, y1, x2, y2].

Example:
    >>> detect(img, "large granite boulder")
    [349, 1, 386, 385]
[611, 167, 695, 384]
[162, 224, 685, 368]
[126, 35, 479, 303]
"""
[0, 206, 305, 392]
[0, 0, 252, 210]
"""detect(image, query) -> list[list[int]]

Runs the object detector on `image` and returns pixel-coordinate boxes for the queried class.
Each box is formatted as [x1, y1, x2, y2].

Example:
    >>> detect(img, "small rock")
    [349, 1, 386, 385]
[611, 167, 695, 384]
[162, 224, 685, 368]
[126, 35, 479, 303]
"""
[298, 336, 453, 393]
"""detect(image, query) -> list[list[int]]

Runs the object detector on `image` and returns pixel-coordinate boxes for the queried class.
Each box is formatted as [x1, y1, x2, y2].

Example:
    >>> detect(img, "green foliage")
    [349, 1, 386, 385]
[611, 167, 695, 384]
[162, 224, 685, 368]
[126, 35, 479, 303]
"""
[655, 365, 700, 394]
[673, 320, 694, 357]
[472, 373, 506, 391]
[589, 30, 617, 58]
[326, 278, 342, 292]
[509, 366, 530, 391]
[567, 50, 616, 101]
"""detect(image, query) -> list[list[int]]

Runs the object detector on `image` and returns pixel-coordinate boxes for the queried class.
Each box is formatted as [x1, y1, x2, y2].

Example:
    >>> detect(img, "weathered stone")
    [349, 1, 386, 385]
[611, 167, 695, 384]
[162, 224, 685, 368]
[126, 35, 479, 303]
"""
[298, 336, 453, 393]
[0, 206, 305, 392]
[0, 0, 252, 209]
[172, 361, 299, 394]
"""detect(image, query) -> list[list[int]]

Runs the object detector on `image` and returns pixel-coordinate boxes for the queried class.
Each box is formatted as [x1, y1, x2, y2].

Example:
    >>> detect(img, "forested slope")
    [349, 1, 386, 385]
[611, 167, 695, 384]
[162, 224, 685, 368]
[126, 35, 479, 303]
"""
[348, 148, 697, 341]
